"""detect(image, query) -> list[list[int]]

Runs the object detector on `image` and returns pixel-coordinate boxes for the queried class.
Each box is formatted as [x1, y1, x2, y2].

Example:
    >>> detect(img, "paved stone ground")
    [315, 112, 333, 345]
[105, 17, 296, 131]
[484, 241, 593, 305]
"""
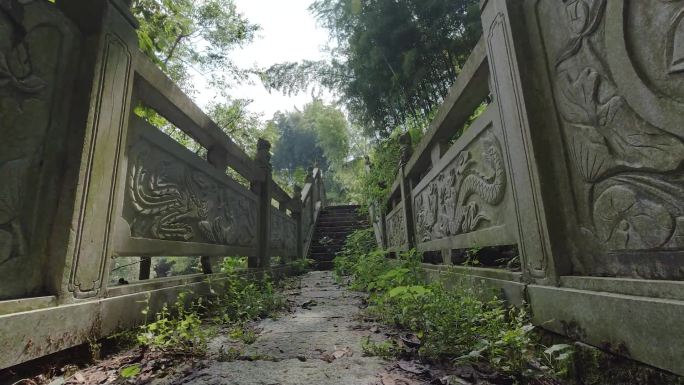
[161, 271, 389, 385]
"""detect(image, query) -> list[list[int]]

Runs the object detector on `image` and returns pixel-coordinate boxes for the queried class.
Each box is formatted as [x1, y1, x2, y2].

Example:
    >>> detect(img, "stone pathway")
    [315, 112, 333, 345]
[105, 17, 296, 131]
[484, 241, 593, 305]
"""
[162, 271, 388, 385]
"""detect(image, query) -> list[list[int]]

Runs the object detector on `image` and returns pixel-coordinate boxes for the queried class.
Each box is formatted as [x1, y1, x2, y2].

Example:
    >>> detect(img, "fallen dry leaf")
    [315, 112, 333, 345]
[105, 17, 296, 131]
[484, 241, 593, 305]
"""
[380, 373, 418, 385]
[400, 333, 421, 348]
[72, 372, 85, 384]
[332, 346, 353, 359]
[397, 360, 428, 375]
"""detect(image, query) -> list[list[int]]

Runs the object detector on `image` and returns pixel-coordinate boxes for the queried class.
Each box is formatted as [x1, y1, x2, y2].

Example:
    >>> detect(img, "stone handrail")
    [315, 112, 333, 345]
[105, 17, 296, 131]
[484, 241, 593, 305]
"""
[368, 0, 684, 377]
[0, 0, 328, 370]
[300, 168, 326, 258]
[3, 0, 684, 377]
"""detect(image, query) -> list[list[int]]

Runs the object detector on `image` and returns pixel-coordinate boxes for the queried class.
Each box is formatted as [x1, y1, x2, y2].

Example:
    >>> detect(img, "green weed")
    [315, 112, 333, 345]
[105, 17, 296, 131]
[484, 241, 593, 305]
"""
[334, 230, 573, 382]
[137, 268, 287, 356]
[361, 337, 401, 359]
[137, 292, 210, 356]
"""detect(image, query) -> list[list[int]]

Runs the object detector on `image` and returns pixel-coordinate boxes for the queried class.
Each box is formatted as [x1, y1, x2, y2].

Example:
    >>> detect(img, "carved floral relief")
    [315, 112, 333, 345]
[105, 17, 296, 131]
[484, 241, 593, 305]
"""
[554, 0, 684, 252]
[413, 131, 506, 243]
[0, 2, 56, 268]
[125, 142, 257, 247]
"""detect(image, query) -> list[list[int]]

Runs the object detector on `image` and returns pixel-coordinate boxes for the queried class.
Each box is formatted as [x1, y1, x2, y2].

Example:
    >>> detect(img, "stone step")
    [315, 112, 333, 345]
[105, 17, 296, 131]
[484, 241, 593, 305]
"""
[316, 216, 366, 223]
[308, 205, 367, 269]
[322, 205, 361, 211]
[309, 240, 349, 246]
[318, 211, 360, 217]
[316, 223, 360, 229]
[321, 209, 361, 215]
[310, 247, 344, 254]
[309, 253, 337, 261]
[316, 218, 367, 224]
[316, 219, 365, 225]
[312, 234, 355, 240]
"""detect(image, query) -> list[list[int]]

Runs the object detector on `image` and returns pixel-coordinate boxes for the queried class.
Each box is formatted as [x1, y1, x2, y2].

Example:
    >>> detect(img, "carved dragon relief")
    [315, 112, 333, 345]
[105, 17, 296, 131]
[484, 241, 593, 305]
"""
[414, 132, 506, 243]
[555, 0, 684, 252]
[126, 143, 257, 247]
[0, 3, 48, 267]
[386, 208, 406, 249]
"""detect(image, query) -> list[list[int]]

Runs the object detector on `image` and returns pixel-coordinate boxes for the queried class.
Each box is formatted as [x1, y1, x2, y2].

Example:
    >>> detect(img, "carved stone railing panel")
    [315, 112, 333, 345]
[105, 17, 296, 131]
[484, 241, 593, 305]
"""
[527, 0, 684, 279]
[114, 116, 259, 257]
[411, 107, 517, 252]
[270, 207, 297, 257]
[0, 0, 80, 300]
[386, 203, 407, 251]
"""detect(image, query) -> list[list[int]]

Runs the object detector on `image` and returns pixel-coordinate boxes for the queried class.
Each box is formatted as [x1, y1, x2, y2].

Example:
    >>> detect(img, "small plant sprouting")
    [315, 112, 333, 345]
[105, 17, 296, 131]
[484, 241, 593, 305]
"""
[333, 228, 574, 382]
[361, 336, 400, 359]
[136, 265, 288, 357]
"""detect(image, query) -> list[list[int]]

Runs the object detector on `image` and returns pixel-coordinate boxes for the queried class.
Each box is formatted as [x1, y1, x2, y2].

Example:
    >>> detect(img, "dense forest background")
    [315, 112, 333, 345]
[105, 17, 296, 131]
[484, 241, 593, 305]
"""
[129, 0, 481, 206]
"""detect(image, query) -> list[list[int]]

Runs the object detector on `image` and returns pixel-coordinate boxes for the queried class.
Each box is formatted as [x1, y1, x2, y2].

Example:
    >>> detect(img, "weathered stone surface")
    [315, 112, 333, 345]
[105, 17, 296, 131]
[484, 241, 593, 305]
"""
[121, 118, 258, 248]
[522, 0, 684, 279]
[411, 108, 517, 252]
[160, 271, 387, 385]
[528, 284, 684, 376]
[386, 204, 406, 250]
[270, 207, 297, 257]
[0, 0, 80, 300]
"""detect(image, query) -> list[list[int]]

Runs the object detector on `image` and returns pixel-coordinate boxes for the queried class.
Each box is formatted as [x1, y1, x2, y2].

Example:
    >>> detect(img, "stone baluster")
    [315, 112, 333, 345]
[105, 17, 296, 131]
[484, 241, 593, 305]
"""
[305, 167, 316, 224]
[291, 185, 304, 259]
[397, 132, 416, 250]
[251, 138, 272, 269]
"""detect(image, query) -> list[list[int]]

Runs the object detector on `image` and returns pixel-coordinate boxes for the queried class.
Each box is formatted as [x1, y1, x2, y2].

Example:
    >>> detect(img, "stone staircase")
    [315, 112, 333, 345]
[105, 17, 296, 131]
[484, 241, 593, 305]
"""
[308, 205, 368, 269]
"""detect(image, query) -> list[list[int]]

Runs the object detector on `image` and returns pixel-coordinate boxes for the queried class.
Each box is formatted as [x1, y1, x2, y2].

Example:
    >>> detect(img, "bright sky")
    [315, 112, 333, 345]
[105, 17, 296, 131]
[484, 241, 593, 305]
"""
[195, 0, 334, 119]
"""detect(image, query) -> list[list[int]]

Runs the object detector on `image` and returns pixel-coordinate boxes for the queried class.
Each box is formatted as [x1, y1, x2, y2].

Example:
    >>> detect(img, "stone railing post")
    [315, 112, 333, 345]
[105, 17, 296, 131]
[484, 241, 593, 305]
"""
[305, 167, 316, 223]
[50, 0, 139, 300]
[398, 132, 416, 250]
[291, 185, 304, 259]
[251, 138, 272, 269]
[318, 170, 327, 208]
[365, 157, 387, 248]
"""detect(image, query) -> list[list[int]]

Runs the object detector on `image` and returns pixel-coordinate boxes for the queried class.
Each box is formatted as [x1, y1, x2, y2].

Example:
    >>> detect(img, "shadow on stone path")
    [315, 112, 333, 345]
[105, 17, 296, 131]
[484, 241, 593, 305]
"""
[162, 271, 388, 385]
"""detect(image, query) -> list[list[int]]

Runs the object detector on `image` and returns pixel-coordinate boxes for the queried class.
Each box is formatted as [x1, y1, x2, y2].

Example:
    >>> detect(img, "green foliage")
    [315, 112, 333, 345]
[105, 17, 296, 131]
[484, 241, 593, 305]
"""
[132, 0, 258, 94]
[220, 256, 248, 272]
[207, 271, 285, 325]
[119, 364, 142, 379]
[303, 100, 350, 168]
[291, 258, 314, 275]
[229, 326, 258, 344]
[262, 0, 482, 136]
[137, 268, 287, 356]
[269, 100, 355, 202]
[271, 109, 328, 173]
[359, 126, 423, 207]
[271, 100, 350, 173]
[333, 228, 381, 280]
[208, 99, 278, 157]
[361, 337, 401, 359]
[137, 292, 210, 356]
[334, 237, 573, 381]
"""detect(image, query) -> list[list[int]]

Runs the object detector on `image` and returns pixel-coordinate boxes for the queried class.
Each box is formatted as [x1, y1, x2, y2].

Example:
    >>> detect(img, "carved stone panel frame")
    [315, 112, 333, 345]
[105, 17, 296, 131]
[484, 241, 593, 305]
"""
[386, 203, 408, 252]
[113, 116, 260, 258]
[411, 106, 517, 253]
[270, 207, 297, 258]
[523, 0, 684, 279]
